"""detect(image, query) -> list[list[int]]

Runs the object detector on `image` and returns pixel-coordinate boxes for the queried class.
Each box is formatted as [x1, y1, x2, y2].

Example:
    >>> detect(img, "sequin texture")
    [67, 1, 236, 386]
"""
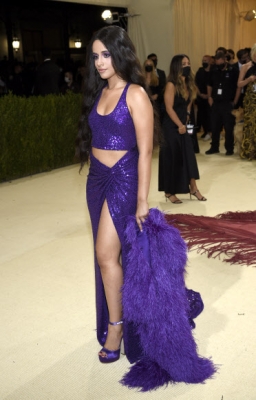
[86, 149, 140, 362]
[87, 82, 143, 363]
[89, 83, 137, 150]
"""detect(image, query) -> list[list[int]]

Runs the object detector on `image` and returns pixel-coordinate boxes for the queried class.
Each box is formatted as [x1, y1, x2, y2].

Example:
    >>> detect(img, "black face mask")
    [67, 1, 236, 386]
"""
[145, 65, 153, 72]
[202, 62, 209, 69]
[217, 63, 226, 71]
[182, 66, 191, 77]
[241, 59, 247, 65]
[226, 55, 231, 62]
[151, 59, 157, 68]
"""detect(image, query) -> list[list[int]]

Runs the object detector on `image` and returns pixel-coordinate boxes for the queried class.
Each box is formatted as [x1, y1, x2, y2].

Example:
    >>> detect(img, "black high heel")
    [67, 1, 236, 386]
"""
[165, 194, 182, 204]
[190, 190, 207, 201]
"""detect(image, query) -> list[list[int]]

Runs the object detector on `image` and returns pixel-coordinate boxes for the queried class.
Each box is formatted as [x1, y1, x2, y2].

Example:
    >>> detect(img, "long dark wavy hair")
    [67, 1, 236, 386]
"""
[167, 54, 197, 101]
[75, 25, 160, 169]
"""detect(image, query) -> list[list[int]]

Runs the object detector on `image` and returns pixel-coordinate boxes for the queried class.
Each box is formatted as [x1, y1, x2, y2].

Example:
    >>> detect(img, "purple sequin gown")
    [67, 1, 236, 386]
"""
[86, 83, 216, 390]
[87, 83, 142, 361]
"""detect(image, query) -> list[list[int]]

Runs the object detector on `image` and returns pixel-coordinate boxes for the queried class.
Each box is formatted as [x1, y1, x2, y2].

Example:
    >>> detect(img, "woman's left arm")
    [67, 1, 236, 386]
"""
[127, 84, 154, 231]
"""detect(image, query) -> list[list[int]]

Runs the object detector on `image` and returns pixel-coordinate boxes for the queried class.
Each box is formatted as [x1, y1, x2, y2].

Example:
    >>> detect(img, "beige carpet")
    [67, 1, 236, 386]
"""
[1, 137, 256, 400]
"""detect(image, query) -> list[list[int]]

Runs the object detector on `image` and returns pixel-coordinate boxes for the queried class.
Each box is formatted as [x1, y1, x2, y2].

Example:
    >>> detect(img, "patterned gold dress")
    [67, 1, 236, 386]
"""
[240, 65, 256, 160]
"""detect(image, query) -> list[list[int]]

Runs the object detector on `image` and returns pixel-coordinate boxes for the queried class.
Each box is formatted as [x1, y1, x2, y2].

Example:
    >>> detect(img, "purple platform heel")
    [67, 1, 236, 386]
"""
[98, 320, 124, 364]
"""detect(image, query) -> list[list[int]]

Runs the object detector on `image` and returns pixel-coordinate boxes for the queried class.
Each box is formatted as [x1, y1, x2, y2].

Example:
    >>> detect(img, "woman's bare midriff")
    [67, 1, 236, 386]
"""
[92, 148, 128, 168]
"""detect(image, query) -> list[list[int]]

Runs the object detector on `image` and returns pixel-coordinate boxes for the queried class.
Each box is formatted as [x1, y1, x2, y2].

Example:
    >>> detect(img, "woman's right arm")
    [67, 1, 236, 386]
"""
[164, 82, 186, 134]
[237, 63, 256, 88]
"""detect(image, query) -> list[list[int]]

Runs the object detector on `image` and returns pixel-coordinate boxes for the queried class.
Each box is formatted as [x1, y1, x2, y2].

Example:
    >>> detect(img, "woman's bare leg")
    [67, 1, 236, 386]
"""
[189, 178, 206, 200]
[96, 200, 123, 353]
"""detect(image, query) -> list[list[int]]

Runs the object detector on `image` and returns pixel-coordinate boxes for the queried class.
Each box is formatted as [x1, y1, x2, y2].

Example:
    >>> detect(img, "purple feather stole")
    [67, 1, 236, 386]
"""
[121, 208, 217, 391]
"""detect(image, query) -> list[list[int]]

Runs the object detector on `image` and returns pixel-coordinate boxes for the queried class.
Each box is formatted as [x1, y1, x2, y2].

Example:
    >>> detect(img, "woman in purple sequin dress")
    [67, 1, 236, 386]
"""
[76, 26, 216, 391]
[76, 26, 155, 362]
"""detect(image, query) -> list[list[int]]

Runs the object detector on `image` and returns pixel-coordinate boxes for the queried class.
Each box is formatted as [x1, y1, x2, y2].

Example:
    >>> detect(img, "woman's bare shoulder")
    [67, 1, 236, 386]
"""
[127, 84, 150, 105]
[165, 81, 175, 94]
[128, 83, 147, 96]
[165, 81, 174, 89]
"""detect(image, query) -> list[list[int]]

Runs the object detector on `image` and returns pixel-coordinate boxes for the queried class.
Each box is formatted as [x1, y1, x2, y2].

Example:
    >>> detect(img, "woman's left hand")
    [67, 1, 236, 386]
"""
[178, 125, 186, 134]
[136, 200, 149, 232]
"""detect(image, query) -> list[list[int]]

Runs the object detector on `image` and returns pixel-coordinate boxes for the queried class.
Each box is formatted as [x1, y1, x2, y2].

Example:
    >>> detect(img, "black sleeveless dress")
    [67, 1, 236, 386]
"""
[158, 92, 199, 194]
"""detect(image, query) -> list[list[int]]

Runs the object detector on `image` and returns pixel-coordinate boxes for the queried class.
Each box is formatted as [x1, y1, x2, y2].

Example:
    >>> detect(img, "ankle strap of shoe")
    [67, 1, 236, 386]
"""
[109, 320, 123, 326]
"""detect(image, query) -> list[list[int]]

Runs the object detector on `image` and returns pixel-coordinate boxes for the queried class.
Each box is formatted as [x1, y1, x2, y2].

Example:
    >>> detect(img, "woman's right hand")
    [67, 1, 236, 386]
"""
[178, 125, 186, 134]
[135, 200, 149, 232]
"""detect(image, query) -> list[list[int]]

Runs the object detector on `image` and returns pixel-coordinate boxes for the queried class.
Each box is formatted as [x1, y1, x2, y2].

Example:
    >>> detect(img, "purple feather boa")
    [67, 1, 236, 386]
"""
[121, 208, 217, 391]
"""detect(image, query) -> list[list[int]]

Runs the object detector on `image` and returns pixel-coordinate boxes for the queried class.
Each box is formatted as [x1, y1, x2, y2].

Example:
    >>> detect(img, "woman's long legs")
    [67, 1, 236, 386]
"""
[96, 200, 123, 353]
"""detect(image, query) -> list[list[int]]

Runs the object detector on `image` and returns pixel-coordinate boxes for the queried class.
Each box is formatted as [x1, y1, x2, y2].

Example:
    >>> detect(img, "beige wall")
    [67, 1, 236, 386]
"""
[127, 0, 256, 75]
[127, 0, 174, 75]
[236, 0, 256, 49]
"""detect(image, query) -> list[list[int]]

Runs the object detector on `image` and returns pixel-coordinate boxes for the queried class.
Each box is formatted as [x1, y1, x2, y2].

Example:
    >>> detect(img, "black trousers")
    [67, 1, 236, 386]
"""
[211, 102, 235, 152]
[197, 99, 211, 134]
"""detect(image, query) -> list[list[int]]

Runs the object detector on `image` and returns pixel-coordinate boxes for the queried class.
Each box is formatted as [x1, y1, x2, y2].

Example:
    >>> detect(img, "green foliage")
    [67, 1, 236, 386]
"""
[0, 92, 83, 181]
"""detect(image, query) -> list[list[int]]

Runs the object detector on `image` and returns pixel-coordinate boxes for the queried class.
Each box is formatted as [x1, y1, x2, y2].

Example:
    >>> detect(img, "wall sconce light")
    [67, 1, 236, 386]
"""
[245, 10, 256, 21]
[101, 9, 140, 26]
[12, 37, 20, 51]
[101, 10, 120, 24]
[74, 38, 82, 48]
[240, 10, 256, 21]
[101, 10, 112, 20]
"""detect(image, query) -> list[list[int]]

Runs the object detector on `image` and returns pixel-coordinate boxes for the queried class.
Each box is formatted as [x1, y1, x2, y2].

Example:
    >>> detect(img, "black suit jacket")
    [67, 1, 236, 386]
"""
[34, 60, 60, 96]
[232, 62, 241, 71]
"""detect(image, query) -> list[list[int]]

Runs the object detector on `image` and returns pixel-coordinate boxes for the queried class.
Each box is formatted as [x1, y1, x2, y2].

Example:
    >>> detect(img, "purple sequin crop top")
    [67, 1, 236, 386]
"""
[89, 83, 137, 150]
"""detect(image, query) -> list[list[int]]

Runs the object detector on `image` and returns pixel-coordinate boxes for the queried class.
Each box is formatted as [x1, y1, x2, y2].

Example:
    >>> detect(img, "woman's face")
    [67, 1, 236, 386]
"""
[181, 57, 190, 68]
[92, 40, 115, 79]
[144, 60, 154, 73]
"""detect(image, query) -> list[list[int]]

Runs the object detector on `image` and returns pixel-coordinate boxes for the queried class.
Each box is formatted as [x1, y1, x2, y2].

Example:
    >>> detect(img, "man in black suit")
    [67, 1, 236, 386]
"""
[147, 53, 166, 122]
[33, 48, 60, 96]
[233, 49, 249, 71]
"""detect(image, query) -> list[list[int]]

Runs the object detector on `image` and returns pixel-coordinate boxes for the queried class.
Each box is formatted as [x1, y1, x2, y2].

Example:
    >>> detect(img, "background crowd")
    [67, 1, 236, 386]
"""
[141, 45, 255, 162]
[1, 43, 255, 163]
[0, 49, 85, 97]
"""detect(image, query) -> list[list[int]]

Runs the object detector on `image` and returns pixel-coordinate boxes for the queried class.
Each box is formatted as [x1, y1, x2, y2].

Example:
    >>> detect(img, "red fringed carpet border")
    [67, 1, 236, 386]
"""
[165, 211, 256, 266]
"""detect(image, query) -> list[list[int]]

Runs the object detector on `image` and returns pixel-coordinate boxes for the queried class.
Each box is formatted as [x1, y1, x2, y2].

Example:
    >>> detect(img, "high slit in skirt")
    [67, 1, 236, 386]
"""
[86, 147, 143, 363]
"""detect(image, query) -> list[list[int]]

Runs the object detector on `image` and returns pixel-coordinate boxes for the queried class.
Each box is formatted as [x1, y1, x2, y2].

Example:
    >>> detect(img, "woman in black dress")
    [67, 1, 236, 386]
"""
[158, 54, 206, 203]
[143, 59, 161, 109]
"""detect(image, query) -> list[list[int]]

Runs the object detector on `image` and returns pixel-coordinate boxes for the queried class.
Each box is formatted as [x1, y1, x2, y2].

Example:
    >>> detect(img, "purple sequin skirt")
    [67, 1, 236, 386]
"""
[86, 147, 144, 362]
